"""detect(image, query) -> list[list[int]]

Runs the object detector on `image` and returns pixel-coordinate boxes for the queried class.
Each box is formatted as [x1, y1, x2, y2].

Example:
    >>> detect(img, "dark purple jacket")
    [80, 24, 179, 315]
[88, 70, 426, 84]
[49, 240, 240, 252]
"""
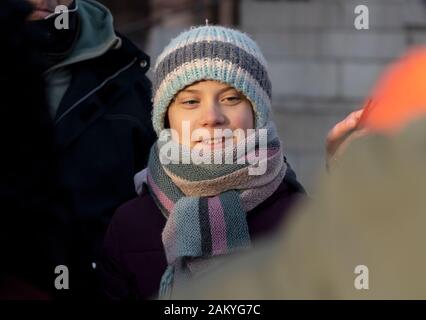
[99, 168, 305, 300]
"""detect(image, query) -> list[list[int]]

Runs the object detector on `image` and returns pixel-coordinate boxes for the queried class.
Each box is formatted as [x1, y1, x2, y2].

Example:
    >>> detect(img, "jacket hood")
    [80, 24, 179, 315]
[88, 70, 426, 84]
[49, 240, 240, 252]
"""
[46, 0, 120, 73]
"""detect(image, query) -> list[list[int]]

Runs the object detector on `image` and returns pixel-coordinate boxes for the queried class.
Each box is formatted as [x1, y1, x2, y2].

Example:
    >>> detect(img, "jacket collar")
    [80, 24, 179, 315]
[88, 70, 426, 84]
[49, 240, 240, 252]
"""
[54, 36, 150, 149]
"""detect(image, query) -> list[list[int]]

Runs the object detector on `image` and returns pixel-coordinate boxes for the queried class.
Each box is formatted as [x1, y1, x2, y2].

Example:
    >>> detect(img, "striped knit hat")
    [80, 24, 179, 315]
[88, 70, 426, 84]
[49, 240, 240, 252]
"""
[152, 25, 272, 135]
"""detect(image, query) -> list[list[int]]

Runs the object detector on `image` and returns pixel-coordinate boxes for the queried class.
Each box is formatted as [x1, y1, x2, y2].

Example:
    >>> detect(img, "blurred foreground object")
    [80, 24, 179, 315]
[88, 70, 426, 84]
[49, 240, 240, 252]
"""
[359, 47, 426, 134]
[177, 116, 426, 299]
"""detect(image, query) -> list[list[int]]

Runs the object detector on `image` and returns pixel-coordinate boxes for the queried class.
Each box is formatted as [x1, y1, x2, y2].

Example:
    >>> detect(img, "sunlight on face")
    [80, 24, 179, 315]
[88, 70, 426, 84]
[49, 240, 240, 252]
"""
[167, 80, 255, 151]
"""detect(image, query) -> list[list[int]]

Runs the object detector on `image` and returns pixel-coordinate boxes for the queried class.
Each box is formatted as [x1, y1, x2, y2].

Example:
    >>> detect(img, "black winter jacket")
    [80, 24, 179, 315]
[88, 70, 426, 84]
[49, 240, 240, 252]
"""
[53, 35, 156, 297]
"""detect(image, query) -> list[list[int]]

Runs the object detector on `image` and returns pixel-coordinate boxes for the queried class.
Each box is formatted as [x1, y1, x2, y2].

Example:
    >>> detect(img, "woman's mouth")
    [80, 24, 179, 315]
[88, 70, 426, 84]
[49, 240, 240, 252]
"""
[195, 137, 234, 150]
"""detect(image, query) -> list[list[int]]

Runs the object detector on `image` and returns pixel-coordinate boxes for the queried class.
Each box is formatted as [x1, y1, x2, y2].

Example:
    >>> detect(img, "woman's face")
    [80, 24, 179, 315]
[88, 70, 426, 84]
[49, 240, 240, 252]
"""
[167, 80, 255, 151]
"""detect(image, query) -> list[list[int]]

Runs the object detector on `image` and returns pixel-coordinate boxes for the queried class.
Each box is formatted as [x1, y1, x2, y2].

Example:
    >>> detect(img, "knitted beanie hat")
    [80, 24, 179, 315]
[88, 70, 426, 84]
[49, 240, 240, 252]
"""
[152, 25, 272, 136]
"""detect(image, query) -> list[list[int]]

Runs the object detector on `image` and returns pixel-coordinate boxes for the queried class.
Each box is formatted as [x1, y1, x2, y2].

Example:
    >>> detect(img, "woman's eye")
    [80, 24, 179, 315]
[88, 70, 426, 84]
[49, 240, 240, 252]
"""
[182, 99, 199, 106]
[222, 96, 241, 104]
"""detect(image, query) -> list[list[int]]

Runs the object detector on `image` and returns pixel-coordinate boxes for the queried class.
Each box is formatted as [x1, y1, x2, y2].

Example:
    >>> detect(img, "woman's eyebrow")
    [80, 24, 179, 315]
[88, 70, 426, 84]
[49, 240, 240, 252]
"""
[179, 89, 200, 94]
[219, 87, 237, 93]
[219, 87, 238, 94]
[178, 87, 238, 95]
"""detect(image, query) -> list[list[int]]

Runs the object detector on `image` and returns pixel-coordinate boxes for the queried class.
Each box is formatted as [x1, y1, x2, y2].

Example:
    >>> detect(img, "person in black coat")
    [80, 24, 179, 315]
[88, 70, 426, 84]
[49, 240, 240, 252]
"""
[0, 0, 69, 299]
[24, 0, 156, 297]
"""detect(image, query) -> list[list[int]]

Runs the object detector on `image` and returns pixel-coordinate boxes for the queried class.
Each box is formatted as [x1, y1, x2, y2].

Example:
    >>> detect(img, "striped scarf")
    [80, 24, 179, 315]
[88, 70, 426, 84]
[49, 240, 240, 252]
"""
[134, 122, 287, 299]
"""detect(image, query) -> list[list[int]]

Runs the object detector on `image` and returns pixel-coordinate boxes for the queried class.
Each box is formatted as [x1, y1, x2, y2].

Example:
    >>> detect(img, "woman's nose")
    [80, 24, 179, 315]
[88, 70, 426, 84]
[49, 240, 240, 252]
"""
[200, 102, 226, 127]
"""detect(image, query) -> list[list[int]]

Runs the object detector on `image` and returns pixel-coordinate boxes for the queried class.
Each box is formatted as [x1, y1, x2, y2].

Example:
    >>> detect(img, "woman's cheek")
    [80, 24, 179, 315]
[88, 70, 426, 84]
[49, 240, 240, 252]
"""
[231, 111, 254, 130]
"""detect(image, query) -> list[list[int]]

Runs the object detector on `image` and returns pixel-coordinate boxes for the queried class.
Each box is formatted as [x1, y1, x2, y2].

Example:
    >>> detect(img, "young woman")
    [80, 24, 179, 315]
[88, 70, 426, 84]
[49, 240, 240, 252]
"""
[99, 25, 305, 299]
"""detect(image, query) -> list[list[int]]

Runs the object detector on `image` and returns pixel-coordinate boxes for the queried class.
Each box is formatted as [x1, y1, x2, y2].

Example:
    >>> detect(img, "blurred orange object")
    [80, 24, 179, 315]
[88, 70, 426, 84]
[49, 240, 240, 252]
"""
[359, 47, 426, 134]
